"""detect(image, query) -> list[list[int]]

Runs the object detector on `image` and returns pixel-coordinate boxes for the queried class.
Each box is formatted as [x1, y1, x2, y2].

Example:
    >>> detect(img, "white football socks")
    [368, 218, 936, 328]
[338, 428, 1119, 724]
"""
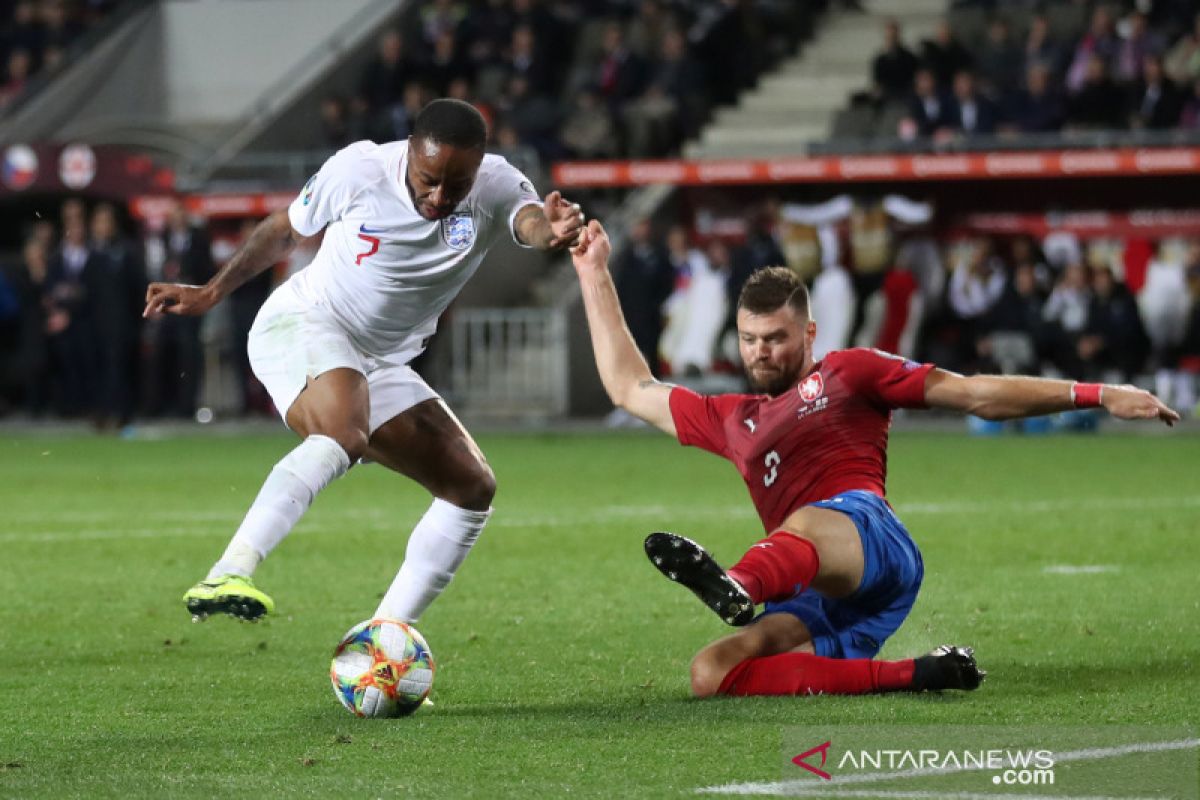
[208, 434, 351, 579]
[374, 498, 492, 623]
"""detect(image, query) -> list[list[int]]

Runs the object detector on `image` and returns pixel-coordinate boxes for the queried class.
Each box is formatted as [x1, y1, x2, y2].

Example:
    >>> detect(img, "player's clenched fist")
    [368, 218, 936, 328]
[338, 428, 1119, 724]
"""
[544, 190, 586, 249]
[570, 220, 611, 274]
[143, 282, 219, 318]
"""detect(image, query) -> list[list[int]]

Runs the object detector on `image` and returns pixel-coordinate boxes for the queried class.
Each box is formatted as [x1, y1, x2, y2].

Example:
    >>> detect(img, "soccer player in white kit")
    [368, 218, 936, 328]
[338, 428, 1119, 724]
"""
[143, 100, 585, 624]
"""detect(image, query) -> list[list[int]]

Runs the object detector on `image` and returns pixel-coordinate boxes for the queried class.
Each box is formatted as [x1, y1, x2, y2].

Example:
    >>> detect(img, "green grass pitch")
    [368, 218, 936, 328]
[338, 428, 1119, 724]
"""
[1, 428, 1197, 798]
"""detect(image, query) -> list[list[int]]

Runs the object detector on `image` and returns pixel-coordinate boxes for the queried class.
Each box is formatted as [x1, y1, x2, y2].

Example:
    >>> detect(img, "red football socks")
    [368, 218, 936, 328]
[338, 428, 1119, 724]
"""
[717, 653, 915, 696]
[727, 531, 820, 604]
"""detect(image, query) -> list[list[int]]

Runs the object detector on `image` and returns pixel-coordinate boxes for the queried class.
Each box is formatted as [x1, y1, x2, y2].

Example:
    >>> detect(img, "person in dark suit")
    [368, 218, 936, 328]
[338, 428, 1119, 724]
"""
[614, 218, 674, 378]
[84, 203, 146, 428]
[946, 70, 999, 136]
[908, 67, 953, 136]
[144, 201, 213, 417]
[1006, 62, 1066, 133]
[1130, 54, 1184, 130]
[872, 18, 919, 101]
[44, 216, 94, 417]
[920, 19, 972, 89]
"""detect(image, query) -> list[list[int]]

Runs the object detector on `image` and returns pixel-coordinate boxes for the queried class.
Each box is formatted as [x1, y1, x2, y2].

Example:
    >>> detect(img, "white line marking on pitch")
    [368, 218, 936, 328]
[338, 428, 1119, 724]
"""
[2, 495, 1197, 544]
[695, 738, 1200, 796]
[1043, 565, 1120, 575]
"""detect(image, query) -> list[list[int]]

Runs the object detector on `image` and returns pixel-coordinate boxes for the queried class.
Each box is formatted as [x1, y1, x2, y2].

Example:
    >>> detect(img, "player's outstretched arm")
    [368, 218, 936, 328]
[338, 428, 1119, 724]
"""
[572, 220, 677, 436]
[514, 191, 586, 250]
[924, 369, 1179, 426]
[143, 210, 305, 318]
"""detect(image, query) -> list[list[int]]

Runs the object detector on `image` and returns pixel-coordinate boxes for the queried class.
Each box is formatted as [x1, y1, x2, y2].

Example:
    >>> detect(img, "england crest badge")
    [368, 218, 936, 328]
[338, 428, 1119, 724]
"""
[441, 212, 476, 251]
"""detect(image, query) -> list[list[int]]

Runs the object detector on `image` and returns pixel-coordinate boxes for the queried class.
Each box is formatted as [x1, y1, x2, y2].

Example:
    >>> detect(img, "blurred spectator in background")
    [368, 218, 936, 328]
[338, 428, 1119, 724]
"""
[144, 202, 212, 418]
[415, 0, 468, 49]
[949, 238, 1006, 369]
[623, 26, 706, 156]
[462, 0, 515, 72]
[592, 20, 648, 113]
[319, 95, 353, 149]
[1173, 258, 1200, 413]
[84, 203, 144, 429]
[0, 240, 49, 415]
[391, 81, 429, 140]
[1066, 54, 1126, 130]
[505, 24, 549, 95]
[614, 218, 673, 378]
[44, 216, 93, 417]
[730, 205, 786, 304]
[1043, 261, 1093, 378]
[0, 49, 32, 110]
[6, 2, 44, 60]
[1081, 266, 1149, 382]
[41, 0, 83, 54]
[979, 261, 1046, 375]
[661, 225, 724, 376]
[359, 29, 415, 113]
[560, 88, 617, 159]
[907, 67, 951, 136]
[1179, 76, 1200, 128]
[976, 17, 1024, 98]
[496, 74, 561, 159]
[1066, 5, 1118, 93]
[627, 0, 670, 61]
[872, 18, 919, 102]
[1006, 62, 1066, 133]
[490, 121, 544, 187]
[920, 18, 972, 89]
[1114, 11, 1165, 84]
[1129, 53, 1183, 129]
[1023, 13, 1065, 78]
[425, 29, 472, 96]
[946, 70, 998, 136]
[1164, 11, 1200, 84]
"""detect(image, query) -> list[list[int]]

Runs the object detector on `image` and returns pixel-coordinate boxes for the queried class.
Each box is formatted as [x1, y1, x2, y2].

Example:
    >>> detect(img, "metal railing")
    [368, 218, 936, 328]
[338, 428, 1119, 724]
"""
[448, 308, 569, 421]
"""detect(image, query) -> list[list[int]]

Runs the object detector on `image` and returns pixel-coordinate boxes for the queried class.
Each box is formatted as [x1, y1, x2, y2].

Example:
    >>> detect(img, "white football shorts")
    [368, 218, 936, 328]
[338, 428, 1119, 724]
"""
[247, 283, 439, 434]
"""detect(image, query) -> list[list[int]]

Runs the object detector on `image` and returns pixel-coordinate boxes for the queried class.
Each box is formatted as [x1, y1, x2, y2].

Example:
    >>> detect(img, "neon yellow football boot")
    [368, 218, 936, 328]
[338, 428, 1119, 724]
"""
[182, 574, 275, 622]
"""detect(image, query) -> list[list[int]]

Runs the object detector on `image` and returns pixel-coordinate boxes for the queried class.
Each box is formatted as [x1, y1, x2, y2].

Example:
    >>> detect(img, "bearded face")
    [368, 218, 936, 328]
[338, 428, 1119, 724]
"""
[736, 305, 814, 397]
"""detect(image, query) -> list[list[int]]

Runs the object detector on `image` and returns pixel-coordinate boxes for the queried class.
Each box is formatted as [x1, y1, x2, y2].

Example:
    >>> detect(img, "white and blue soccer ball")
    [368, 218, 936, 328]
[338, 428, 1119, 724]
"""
[329, 618, 435, 717]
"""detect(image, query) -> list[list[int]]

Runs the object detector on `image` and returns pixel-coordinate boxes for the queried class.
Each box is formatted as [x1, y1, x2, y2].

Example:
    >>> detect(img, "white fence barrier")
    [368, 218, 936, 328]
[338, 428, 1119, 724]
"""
[448, 308, 569, 420]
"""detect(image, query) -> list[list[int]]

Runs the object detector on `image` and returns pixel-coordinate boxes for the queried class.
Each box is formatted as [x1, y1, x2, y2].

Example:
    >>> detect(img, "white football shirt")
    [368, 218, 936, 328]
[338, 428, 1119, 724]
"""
[285, 139, 542, 357]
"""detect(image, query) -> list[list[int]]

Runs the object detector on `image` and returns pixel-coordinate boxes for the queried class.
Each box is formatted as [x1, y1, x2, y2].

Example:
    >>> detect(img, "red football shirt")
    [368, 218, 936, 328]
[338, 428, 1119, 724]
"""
[669, 348, 934, 532]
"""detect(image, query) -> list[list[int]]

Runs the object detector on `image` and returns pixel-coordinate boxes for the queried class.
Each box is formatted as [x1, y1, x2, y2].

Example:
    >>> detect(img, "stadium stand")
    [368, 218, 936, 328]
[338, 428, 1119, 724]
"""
[1, 0, 1199, 425]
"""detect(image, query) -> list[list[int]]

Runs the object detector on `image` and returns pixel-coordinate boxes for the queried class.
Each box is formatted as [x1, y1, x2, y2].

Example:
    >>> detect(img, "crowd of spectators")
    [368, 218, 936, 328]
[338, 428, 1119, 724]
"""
[0, 199, 297, 426]
[0, 0, 118, 113]
[854, 2, 1200, 144]
[319, 0, 812, 174]
[613, 201, 1200, 419]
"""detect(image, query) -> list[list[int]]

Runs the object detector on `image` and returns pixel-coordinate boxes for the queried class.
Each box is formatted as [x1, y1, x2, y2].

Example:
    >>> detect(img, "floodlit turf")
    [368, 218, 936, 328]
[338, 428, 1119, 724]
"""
[0, 427, 1197, 798]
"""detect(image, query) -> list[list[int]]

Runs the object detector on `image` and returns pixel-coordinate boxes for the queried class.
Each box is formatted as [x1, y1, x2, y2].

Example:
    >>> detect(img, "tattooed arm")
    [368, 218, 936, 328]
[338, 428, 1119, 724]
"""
[513, 191, 586, 250]
[571, 220, 677, 436]
[144, 210, 306, 318]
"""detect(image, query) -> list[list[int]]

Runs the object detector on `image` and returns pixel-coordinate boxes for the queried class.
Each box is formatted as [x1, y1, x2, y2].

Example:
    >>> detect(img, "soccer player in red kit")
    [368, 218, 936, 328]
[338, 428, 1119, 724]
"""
[570, 220, 1179, 698]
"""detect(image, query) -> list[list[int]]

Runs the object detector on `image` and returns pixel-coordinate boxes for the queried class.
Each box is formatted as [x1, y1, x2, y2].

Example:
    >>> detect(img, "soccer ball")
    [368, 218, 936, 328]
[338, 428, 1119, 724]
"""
[329, 618, 435, 717]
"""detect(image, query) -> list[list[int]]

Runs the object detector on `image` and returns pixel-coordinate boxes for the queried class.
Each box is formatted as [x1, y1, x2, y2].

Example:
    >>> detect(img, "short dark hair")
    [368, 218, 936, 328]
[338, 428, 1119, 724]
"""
[737, 266, 811, 320]
[412, 99, 487, 150]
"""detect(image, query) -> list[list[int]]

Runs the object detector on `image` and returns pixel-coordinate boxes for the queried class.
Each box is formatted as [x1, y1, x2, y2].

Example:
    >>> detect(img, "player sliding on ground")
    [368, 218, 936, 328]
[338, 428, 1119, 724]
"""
[570, 220, 1178, 698]
[144, 100, 585, 625]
